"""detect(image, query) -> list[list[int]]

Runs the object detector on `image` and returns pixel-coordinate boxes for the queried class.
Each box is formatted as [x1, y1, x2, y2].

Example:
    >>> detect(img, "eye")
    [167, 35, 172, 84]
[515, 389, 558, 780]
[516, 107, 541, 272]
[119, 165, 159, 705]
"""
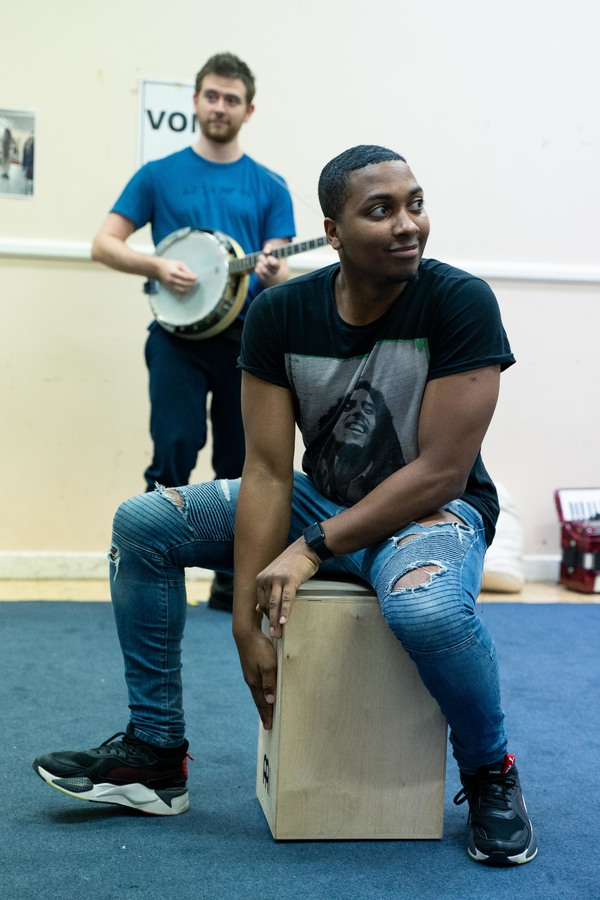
[368, 204, 389, 219]
[409, 197, 425, 212]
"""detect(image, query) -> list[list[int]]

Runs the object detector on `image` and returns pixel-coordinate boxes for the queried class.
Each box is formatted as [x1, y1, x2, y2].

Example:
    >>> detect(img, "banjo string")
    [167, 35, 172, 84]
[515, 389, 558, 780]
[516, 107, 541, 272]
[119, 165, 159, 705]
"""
[262, 165, 325, 225]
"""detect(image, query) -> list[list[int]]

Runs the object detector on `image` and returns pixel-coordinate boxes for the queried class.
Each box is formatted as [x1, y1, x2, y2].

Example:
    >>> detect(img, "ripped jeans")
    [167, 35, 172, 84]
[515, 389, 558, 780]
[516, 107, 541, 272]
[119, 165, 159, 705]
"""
[109, 471, 507, 773]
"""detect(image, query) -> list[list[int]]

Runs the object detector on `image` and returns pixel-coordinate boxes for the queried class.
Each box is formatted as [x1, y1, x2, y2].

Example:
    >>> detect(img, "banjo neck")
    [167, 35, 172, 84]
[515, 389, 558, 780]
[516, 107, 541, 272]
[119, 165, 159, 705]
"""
[228, 235, 329, 276]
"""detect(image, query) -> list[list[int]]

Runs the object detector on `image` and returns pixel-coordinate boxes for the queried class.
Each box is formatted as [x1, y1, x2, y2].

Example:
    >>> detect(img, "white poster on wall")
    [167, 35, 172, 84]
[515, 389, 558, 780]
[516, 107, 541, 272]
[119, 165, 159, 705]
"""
[139, 80, 197, 166]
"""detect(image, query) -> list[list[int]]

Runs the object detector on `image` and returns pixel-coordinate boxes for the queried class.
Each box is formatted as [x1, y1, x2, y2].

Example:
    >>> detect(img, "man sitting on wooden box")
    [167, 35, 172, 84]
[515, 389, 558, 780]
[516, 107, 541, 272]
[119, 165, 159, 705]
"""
[32, 145, 537, 867]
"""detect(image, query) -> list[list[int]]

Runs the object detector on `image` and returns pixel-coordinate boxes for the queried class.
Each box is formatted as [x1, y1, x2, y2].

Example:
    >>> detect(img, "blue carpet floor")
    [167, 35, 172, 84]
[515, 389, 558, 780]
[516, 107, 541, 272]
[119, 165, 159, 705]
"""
[1, 600, 598, 900]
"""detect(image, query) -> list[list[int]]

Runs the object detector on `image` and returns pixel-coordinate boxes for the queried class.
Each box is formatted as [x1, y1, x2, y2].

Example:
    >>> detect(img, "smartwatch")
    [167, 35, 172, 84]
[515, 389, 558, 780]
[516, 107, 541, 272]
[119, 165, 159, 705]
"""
[303, 522, 334, 561]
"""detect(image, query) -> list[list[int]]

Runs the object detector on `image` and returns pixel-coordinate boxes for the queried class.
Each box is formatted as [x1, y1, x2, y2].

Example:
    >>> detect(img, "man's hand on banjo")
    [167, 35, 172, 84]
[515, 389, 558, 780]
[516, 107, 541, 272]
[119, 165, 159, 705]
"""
[254, 239, 290, 288]
[156, 257, 198, 294]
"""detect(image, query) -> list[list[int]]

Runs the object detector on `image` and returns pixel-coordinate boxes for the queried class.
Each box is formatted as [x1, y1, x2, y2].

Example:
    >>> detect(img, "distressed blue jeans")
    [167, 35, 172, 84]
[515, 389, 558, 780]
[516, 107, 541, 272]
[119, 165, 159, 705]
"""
[109, 471, 507, 773]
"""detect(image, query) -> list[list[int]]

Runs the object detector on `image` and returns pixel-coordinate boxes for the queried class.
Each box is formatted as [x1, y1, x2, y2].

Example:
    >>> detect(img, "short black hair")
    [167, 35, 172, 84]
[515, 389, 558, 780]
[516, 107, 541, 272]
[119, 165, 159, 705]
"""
[318, 145, 406, 220]
[195, 52, 256, 104]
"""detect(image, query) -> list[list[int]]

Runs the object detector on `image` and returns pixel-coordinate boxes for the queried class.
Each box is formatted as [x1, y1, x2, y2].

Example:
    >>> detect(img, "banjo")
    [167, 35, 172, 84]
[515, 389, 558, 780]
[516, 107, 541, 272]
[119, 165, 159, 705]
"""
[143, 228, 329, 339]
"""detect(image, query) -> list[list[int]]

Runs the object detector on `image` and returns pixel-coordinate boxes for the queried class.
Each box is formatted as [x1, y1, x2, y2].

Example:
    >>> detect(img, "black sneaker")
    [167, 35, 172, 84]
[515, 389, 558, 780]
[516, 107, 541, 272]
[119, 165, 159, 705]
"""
[32, 725, 191, 816]
[208, 572, 233, 612]
[453, 753, 537, 865]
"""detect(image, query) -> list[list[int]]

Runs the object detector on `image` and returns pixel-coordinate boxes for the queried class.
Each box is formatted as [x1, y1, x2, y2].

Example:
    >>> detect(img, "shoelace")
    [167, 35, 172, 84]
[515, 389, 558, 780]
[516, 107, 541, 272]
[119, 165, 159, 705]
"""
[99, 730, 194, 769]
[88, 732, 157, 763]
[454, 772, 517, 810]
[100, 731, 127, 748]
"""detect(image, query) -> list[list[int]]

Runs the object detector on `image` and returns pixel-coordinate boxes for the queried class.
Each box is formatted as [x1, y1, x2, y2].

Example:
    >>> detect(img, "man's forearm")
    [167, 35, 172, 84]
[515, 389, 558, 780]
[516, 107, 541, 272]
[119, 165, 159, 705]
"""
[91, 233, 158, 279]
[232, 472, 292, 637]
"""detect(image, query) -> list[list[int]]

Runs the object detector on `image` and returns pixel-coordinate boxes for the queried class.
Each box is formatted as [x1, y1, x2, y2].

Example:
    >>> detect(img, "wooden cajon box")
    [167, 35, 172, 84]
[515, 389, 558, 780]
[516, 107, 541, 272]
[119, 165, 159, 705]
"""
[256, 578, 447, 840]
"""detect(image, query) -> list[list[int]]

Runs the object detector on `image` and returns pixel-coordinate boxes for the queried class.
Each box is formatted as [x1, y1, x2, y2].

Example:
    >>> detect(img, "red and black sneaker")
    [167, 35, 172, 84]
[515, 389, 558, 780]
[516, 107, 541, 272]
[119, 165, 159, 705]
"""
[454, 753, 537, 865]
[32, 725, 190, 816]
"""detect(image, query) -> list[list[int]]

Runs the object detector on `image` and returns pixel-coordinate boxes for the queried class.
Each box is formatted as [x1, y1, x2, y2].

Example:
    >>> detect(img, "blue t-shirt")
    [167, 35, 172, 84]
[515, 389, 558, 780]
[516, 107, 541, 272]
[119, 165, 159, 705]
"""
[240, 259, 516, 545]
[112, 147, 296, 309]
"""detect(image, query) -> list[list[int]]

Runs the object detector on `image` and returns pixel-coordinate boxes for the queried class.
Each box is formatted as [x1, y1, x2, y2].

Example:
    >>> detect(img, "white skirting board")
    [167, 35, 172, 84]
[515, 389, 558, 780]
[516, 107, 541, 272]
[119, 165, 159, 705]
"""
[0, 551, 559, 583]
[0, 552, 213, 581]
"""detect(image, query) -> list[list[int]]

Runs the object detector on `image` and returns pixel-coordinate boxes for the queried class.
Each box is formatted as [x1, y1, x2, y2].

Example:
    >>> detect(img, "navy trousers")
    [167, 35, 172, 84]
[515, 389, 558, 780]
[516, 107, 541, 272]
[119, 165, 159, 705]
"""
[143, 324, 245, 489]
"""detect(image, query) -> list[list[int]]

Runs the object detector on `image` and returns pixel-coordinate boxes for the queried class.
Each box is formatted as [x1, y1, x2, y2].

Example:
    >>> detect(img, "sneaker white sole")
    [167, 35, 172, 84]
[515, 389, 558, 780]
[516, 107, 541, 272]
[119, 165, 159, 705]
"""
[468, 836, 538, 865]
[36, 764, 189, 816]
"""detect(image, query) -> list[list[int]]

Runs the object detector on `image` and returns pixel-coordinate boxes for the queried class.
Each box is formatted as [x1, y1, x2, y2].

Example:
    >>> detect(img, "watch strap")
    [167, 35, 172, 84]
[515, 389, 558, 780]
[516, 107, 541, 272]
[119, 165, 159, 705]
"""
[303, 522, 334, 561]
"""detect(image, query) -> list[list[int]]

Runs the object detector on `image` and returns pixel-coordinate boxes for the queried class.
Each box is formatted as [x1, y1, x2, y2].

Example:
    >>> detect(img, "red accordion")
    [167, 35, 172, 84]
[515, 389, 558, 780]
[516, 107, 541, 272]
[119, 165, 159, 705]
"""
[555, 488, 600, 593]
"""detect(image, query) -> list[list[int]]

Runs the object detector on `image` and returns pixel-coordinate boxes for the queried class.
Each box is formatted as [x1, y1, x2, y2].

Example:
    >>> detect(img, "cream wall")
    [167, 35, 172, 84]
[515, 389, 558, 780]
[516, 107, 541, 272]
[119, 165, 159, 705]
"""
[1, 0, 598, 578]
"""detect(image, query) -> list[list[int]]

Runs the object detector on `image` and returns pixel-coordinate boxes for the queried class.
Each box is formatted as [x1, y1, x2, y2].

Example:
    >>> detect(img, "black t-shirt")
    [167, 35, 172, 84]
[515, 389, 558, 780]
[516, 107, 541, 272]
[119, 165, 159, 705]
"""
[239, 258, 515, 545]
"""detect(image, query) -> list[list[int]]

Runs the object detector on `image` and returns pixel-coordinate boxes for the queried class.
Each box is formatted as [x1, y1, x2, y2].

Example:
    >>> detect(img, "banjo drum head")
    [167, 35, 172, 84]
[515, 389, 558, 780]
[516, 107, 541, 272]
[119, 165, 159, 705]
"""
[150, 229, 230, 329]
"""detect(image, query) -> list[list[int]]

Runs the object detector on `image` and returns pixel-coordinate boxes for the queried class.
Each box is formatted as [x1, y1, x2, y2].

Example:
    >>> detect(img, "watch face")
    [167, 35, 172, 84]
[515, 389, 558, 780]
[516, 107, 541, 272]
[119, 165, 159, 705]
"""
[303, 523, 332, 560]
[304, 523, 324, 547]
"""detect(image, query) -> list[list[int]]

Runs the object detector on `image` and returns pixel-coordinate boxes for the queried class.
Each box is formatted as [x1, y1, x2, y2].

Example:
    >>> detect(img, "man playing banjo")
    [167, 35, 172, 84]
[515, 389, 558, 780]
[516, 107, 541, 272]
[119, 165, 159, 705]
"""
[91, 52, 296, 611]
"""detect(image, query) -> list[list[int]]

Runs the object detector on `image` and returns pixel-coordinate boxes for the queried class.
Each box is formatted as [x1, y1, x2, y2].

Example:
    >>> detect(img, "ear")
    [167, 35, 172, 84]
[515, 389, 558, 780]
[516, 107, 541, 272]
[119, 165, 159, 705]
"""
[243, 102, 255, 124]
[324, 217, 342, 250]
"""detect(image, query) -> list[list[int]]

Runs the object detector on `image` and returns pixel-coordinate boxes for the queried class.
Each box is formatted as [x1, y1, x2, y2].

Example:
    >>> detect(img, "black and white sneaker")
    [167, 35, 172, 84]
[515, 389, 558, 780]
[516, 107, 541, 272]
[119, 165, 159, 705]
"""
[32, 725, 191, 816]
[454, 753, 537, 865]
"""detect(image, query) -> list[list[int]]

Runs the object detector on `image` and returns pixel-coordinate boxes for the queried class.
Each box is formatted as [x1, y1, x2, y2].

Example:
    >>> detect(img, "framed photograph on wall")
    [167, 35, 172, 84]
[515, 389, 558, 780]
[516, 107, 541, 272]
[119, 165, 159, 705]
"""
[0, 108, 36, 199]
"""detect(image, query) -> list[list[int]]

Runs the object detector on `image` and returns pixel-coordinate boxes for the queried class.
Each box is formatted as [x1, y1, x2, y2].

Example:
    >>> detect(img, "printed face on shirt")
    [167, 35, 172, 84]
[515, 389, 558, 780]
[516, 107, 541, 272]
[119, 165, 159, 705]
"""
[332, 387, 377, 448]
[327, 160, 430, 285]
[194, 75, 254, 144]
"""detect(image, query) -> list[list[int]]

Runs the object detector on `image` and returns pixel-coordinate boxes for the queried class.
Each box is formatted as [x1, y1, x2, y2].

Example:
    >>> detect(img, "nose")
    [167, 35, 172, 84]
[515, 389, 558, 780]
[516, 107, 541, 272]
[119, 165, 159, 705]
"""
[392, 209, 419, 236]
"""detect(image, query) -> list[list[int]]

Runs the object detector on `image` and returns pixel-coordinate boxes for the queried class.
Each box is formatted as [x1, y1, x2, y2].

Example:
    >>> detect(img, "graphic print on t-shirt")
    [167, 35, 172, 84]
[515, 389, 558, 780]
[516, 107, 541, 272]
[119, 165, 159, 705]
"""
[289, 339, 430, 506]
